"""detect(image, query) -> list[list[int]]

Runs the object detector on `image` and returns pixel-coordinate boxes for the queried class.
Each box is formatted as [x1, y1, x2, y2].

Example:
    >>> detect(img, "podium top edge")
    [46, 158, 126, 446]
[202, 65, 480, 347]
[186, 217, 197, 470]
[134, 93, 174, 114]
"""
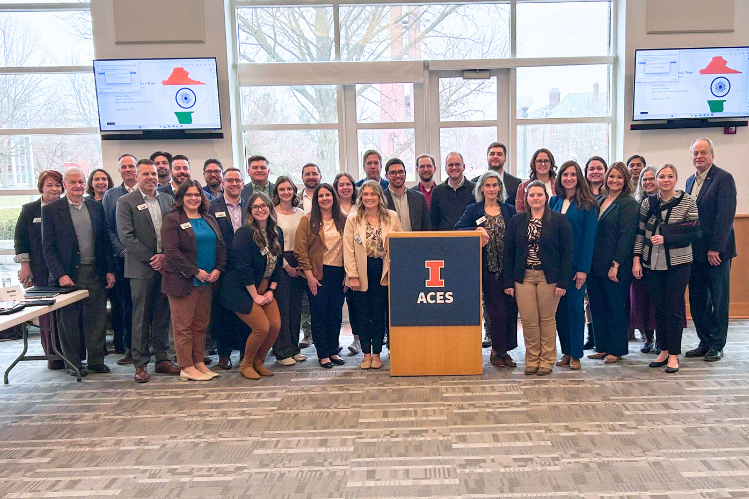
[389, 231, 481, 238]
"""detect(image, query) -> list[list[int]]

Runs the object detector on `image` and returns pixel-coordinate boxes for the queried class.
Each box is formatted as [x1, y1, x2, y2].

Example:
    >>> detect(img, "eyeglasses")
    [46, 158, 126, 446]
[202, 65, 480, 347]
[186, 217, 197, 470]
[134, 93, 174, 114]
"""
[251, 203, 269, 211]
[536, 159, 551, 165]
[184, 193, 203, 198]
[388, 170, 406, 177]
[224, 178, 243, 184]
[204, 169, 222, 175]
[446, 163, 463, 168]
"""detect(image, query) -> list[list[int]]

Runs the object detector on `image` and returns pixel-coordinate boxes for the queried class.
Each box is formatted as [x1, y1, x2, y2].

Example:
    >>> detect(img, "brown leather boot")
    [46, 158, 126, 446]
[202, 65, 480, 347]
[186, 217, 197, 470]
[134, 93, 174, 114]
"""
[253, 359, 274, 376]
[239, 359, 260, 380]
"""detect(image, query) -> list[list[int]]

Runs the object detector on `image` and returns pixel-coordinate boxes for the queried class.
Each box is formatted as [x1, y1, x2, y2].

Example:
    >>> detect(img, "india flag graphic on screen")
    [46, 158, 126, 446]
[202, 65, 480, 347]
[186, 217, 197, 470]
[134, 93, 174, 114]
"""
[161, 68, 206, 124]
[699, 56, 741, 113]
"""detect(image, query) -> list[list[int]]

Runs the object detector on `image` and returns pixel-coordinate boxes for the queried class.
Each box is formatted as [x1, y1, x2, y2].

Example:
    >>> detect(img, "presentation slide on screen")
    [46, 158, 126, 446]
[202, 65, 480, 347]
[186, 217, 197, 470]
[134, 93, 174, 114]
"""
[634, 48, 749, 120]
[94, 59, 221, 131]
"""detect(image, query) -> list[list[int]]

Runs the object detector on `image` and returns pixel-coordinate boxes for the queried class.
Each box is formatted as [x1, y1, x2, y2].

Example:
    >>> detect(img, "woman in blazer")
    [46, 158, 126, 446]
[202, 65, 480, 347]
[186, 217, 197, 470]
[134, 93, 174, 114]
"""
[515, 148, 556, 212]
[295, 183, 348, 369]
[161, 180, 226, 381]
[14, 170, 65, 369]
[343, 180, 403, 369]
[504, 180, 573, 376]
[587, 162, 639, 364]
[549, 161, 598, 370]
[220, 192, 284, 380]
[455, 171, 518, 368]
[633, 164, 699, 373]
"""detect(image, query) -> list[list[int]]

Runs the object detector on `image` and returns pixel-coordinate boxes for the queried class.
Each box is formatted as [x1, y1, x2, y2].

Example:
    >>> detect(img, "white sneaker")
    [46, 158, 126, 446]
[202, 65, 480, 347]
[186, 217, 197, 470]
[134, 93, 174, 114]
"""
[276, 357, 296, 366]
[348, 338, 361, 354]
[292, 354, 307, 362]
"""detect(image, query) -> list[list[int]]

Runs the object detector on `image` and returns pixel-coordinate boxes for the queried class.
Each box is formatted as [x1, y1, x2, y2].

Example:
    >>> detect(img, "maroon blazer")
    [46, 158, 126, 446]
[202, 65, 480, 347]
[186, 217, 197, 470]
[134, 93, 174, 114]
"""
[161, 210, 226, 298]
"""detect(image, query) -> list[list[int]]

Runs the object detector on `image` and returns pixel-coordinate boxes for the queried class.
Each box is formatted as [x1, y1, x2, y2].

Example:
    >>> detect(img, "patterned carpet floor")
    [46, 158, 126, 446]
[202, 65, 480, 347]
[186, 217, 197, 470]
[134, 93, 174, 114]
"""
[1, 322, 748, 498]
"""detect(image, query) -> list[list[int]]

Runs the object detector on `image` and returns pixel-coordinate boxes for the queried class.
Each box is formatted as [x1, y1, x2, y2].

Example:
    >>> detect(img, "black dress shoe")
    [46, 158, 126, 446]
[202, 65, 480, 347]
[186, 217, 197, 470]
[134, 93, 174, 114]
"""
[649, 359, 668, 368]
[685, 347, 709, 358]
[704, 349, 723, 362]
[319, 360, 334, 369]
[88, 364, 111, 373]
[652, 347, 661, 355]
[640, 341, 653, 353]
[665, 365, 679, 373]
[330, 357, 345, 366]
[68, 367, 87, 377]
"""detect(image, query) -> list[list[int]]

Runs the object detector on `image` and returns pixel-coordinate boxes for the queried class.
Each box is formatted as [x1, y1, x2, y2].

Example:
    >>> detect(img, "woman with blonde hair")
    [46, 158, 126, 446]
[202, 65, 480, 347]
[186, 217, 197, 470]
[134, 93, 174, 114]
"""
[343, 180, 402, 369]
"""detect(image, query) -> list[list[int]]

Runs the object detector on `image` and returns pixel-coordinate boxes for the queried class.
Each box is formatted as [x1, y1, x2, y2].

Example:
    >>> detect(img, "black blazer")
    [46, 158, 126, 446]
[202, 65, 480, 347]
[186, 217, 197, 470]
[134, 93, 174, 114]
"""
[455, 201, 516, 270]
[685, 164, 737, 263]
[503, 211, 573, 290]
[157, 183, 175, 197]
[14, 198, 49, 286]
[383, 188, 431, 231]
[209, 195, 246, 269]
[220, 225, 284, 314]
[41, 197, 114, 285]
[590, 192, 639, 281]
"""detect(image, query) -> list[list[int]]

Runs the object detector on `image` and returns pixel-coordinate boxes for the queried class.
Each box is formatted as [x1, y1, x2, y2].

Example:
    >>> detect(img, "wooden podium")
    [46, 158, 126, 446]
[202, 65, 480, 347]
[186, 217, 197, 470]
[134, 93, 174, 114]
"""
[388, 231, 482, 376]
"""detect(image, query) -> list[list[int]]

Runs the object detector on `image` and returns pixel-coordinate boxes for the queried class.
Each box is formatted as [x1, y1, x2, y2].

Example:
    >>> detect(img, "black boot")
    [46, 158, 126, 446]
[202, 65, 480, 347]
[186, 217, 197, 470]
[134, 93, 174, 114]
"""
[640, 329, 654, 353]
[583, 323, 595, 350]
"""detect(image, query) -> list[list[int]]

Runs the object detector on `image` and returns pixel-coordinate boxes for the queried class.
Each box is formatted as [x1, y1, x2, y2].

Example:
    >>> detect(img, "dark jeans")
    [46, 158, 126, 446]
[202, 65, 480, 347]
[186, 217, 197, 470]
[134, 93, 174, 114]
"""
[58, 265, 107, 368]
[308, 265, 346, 359]
[108, 259, 132, 351]
[556, 277, 586, 360]
[587, 274, 630, 357]
[353, 258, 388, 355]
[273, 252, 305, 359]
[689, 259, 731, 350]
[483, 269, 517, 354]
[645, 264, 691, 355]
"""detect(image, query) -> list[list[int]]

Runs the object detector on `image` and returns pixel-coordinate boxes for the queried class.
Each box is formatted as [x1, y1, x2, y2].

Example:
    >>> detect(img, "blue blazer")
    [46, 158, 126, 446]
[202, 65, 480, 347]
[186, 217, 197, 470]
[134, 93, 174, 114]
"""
[549, 196, 598, 280]
[685, 164, 737, 263]
[455, 202, 516, 231]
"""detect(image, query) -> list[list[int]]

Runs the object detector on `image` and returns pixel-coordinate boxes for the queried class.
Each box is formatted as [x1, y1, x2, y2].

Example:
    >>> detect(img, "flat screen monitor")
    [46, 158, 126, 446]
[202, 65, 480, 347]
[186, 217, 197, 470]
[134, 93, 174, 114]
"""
[633, 46, 749, 121]
[94, 57, 222, 132]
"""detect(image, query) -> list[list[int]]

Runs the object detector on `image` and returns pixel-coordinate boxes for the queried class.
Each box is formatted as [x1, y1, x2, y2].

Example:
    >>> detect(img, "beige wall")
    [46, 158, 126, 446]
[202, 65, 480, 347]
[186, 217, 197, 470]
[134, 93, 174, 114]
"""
[91, 0, 236, 180]
[619, 0, 749, 213]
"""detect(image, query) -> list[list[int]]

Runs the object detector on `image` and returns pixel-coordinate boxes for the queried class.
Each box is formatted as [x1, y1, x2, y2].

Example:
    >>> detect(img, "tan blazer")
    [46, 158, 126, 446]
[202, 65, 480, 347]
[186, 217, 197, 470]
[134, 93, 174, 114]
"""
[294, 214, 325, 281]
[343, 209, 402, 292]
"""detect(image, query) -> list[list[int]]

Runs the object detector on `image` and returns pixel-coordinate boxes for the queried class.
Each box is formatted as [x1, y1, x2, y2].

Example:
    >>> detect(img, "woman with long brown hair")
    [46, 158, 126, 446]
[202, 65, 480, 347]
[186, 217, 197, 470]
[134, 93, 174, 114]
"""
[515, 148, 557, 212]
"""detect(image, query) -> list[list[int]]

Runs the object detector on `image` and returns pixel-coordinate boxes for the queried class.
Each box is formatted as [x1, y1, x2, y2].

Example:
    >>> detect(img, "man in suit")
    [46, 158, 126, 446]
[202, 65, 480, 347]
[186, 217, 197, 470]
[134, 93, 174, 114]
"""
[209, 167, 251, 370]
[412, 154, 437, 210]
[150, 151, 173, 188]
[471, 142, 521, 207]
[102, 153, 138, 363]
[430, 152, 476, 230]
[117, 159, 180, 382]
[42, 167, 116, 376]
[203, 158, 224, 199]
[356, 150, 389, 190]
[684, 137, 737, 362]
[383, 158, 430, 231]
[157, 154, 192, 197]
[240, 155, 274, 200]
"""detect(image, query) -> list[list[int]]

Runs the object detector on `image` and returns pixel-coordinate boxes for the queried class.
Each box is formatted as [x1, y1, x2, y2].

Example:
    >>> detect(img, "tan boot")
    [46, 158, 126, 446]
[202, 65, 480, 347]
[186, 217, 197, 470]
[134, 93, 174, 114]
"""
[239, 359, 260, 380]
[253, 359, 274, 376]
[555, 354, 571, 367]
[570, 358, 581, 370]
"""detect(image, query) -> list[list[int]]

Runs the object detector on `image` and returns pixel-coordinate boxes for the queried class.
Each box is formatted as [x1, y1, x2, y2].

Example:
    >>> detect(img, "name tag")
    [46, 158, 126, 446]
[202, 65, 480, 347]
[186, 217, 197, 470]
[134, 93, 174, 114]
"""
[137, 203, 148, 211]
[33, 217, 42, 224]
[354, 234, 363, 245]
[261, 247, 269, 256]
[475, 216, 486, 226]
[215, 211, 226, 218]
[180, 222, 192, 230]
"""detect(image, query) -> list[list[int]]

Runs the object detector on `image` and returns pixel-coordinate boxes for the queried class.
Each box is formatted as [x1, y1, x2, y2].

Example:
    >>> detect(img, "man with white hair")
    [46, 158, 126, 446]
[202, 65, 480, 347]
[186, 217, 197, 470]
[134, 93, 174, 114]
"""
[42, 167, 116, 377]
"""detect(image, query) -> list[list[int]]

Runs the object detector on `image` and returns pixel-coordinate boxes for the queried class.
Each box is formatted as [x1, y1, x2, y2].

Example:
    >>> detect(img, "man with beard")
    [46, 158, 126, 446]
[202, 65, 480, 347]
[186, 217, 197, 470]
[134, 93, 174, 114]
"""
[299, 162, 321, 213]
[471, 142, 521, 206]
[240, 155, 274, 200]
[356, 150, 389, 189]
[150, 151, 173, 187]
[203, 159, 224, 198]
[383, 158, 429, 231]
[410, 154, 437, 210]
[158, 154, 192, 197]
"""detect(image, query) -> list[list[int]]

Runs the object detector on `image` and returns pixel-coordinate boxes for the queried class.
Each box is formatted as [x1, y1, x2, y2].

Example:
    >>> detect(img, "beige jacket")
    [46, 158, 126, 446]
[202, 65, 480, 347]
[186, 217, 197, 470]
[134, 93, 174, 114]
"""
[343, 210, 402, 292]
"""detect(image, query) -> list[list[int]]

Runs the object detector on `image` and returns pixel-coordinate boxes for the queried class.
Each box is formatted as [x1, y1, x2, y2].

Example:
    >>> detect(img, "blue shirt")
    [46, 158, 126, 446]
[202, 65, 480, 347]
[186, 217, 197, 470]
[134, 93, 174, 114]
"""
[190, 217, 217, 287]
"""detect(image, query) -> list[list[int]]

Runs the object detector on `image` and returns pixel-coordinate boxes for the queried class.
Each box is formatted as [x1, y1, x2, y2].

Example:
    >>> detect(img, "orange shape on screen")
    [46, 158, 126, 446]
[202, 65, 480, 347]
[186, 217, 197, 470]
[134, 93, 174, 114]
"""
[162, 67, 205, 85]
[699, 56, 742, 74]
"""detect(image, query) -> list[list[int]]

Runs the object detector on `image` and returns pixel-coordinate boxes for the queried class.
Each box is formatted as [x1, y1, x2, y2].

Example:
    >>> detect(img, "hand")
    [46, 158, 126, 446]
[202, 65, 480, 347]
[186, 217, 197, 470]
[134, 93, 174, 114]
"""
[574, 272, 587, 290]
[632, 259, 643, 279]
[650, 235, 664, 246]
[58, 275, 75, 287]
[478, 227, 489, 247]
[307, 276, 321, 296]
[150, 253, 165, 271]
[555, 287, 566, 297]
[284, 264, 298, 277]
[207, 269, 221, 283]
[349, 277, 361, 291]
[105, 273, 116, 289]
[607, 266, 619, 283]
[263, 291, 275, 304]
[504, 288, 515, 297]
[707, 250, 721, 266]
[18, 263, 33, 288]
[252, 294, 266, 306]
[195, 269, 211, 282]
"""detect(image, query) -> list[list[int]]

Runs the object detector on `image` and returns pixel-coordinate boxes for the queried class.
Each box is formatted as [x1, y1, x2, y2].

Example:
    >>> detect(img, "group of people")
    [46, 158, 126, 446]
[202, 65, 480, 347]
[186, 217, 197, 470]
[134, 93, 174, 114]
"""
[13, 137, 736, 381]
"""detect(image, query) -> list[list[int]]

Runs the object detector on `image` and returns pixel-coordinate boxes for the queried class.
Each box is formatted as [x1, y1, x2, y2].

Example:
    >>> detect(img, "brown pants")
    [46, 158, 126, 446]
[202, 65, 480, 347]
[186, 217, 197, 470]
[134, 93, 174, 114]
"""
[167, 285, 213, 369]
[515, 269, 560, 370]
[236, 299, 281, 364]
